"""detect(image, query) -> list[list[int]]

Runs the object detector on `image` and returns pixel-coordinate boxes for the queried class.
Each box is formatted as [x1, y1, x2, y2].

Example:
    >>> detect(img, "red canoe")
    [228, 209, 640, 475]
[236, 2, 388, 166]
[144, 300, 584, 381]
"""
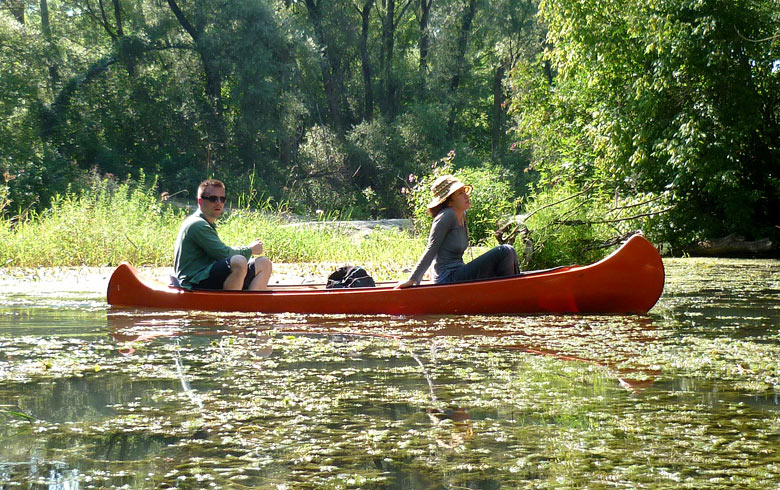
[107, 234, 664, 315]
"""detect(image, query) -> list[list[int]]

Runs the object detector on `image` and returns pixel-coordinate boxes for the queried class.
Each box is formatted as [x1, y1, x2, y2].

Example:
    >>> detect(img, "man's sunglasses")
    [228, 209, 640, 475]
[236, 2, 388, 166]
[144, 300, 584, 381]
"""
[201, 195, 226, 203]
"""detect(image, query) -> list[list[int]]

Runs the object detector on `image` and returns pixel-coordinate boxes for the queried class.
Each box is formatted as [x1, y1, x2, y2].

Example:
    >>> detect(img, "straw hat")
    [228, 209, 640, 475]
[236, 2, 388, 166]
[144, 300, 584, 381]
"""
[426, 175, 473, 209]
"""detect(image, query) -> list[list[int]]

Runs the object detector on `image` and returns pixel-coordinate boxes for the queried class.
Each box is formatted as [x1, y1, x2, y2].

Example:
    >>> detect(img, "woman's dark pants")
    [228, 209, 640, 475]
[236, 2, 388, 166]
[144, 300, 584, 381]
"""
[447, 244, 520, 283]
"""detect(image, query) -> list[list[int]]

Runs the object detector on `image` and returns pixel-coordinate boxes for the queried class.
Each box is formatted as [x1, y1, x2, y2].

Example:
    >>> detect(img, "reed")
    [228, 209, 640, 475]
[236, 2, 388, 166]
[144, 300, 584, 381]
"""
[0, 178, 426, 279]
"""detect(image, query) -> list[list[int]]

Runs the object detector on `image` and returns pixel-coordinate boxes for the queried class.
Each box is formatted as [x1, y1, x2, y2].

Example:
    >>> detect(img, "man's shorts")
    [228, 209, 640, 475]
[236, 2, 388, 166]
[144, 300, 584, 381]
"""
[192, 257, 257, 290]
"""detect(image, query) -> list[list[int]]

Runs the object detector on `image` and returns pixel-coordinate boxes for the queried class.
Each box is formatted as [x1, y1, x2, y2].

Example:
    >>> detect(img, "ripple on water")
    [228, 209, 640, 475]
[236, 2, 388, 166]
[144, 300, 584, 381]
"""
[0, 258, 779, 489]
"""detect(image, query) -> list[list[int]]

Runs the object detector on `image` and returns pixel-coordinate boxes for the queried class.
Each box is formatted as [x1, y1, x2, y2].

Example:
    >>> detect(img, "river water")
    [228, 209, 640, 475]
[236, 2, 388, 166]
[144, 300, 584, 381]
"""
[0, 258, 778, 489]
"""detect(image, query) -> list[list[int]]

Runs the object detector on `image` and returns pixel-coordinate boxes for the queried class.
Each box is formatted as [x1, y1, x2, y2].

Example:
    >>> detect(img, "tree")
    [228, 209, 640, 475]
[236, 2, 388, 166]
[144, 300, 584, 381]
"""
[1, 0, 24, 23]
[356, 0, 376, 120]
[471, 0, 540, 163]
[445, 0, 477, 135]
[512, 0, 780, 247]
[301, 0, 351, 132]
[417, 0, 433, 95]
[1, 0, 548, 221]
[377, 0, 414, 119]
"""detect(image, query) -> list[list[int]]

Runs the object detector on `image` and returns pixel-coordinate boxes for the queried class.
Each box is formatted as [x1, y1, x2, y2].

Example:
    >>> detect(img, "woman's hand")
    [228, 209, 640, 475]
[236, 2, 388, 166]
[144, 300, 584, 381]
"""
[394, 279, 417, 289]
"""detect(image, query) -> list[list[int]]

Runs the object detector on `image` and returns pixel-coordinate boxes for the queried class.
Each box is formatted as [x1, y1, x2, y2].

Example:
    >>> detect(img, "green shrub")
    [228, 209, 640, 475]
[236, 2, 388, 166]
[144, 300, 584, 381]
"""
[345, 119, 411, 218]
[518, 184, 605, 269]
[404, 152, 520, 245]
[518, 182, 668, 269]
[285, 124, 354, 215]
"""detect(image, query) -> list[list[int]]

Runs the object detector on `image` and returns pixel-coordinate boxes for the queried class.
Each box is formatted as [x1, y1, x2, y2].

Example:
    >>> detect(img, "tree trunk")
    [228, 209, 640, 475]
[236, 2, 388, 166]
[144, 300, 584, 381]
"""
[304, 0, 345, 133]
[686, 234, 775, 257]
[3, 0, 24, 24]
[358, 0, 375, 120]
[446, 0, 477, 136]
[166, 0, 225, 161]
[542, 36, 554, 85]
[39, 0, 59, 90]
[166, 0, 221, 114]
[101, 0, 137, 76]
[491, 63, 506, 161]
[379, 0, 396, 117]
[418, 0, 432, 96]
[111, 0, 123, 37]
[378, 0, 413, 118]
[97, 0, 117, 39]
[449, 0, 476, 92]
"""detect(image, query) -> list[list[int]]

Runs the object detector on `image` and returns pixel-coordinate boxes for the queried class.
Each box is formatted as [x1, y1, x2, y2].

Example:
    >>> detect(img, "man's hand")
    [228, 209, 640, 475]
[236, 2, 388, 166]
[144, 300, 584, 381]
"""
[249, 239, 264, 255]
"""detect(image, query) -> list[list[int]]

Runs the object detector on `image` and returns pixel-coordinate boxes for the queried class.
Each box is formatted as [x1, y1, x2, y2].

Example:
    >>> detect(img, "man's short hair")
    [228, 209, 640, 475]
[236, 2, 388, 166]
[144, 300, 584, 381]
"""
[198, 179, 225, 198]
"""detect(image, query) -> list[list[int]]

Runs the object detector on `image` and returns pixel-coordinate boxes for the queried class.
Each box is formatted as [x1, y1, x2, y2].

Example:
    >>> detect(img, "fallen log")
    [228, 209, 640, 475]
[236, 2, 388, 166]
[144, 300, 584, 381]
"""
[686, 234, 775, 257]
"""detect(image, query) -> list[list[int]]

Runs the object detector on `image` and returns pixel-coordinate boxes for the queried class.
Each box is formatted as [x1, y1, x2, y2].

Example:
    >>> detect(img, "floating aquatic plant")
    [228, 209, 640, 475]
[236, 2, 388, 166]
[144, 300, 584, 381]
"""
[0, 258, 779, 488]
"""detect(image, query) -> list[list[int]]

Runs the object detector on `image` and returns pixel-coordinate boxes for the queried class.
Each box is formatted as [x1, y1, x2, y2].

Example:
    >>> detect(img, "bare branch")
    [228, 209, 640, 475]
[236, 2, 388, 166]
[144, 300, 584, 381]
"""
[97, 0, 117, 40]
[395, 0, 414, 25]
[550, 198, 589, 225]
[583, 231, 642, 251]
[735, 26, 780, 43]
[166, 0, 199, 42]
[523, 184, 593, 221]
[112, 0, 123, 38]
[556, 205, 676, 226]
[605, 194, 665, 214]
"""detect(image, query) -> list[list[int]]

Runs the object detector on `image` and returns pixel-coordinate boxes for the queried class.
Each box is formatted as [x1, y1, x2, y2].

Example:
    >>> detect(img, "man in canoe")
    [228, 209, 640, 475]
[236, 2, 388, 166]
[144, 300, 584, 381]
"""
[173, 179, 272, 290]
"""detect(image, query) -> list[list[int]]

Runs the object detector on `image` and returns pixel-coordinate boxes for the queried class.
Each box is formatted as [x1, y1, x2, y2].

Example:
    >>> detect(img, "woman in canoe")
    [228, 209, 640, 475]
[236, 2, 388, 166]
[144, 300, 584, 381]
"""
[396, 175, 520, 288]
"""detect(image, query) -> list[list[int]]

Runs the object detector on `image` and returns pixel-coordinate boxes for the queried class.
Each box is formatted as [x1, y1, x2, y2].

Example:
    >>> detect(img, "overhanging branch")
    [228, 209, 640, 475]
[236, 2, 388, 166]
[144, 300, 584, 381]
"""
[555, 205, 676, 226]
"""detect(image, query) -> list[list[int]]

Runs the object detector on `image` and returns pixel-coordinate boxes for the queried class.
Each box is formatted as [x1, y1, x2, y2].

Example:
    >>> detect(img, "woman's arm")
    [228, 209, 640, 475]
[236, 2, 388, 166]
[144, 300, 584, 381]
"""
[397, 210, 456, 287]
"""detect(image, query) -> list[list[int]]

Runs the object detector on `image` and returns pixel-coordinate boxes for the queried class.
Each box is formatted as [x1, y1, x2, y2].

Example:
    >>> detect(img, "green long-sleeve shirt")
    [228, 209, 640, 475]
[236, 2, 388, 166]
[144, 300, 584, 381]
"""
[173, 210, 252, 289]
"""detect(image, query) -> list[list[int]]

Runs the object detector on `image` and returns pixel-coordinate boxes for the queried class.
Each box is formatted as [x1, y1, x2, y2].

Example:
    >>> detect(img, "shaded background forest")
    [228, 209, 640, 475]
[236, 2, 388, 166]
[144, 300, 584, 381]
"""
[1, 0, 778, 252]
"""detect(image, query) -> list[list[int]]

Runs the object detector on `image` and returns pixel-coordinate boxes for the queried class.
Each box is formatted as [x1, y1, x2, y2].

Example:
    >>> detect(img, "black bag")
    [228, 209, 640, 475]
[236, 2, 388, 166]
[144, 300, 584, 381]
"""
[326, 266, 376, 289]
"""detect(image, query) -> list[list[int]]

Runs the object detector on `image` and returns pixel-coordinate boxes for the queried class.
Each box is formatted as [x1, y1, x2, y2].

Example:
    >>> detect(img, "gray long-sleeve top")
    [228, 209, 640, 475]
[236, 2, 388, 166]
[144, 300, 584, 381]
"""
[410, 207, 468, 284]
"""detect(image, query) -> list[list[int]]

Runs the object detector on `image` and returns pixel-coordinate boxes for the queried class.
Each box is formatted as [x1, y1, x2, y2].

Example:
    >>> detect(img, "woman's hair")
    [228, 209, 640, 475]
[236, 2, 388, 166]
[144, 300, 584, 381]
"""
[427, 197, 451, 217]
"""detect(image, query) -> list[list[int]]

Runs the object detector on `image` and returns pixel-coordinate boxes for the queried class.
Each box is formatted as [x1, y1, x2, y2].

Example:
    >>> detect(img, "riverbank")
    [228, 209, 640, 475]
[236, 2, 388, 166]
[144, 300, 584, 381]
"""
[0, 180, 426, 270]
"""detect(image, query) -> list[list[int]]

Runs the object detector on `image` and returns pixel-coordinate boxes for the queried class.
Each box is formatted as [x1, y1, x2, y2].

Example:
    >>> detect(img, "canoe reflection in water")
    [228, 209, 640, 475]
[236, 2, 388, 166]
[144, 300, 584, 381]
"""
[107, 310, 662, 395]
[107, 310, 664, 460]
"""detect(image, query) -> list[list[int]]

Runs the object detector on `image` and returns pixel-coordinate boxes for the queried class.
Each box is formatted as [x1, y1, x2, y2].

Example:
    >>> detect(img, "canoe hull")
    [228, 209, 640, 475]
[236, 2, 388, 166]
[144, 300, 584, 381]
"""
[107, 234, 665, 315]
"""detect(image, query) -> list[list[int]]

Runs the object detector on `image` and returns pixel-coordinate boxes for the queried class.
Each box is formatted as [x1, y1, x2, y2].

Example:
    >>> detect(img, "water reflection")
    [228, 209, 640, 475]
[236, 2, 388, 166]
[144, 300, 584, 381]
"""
[106, 309, 666, 392]
[1, 258, 779, 488]
[0, 461, 81, 490]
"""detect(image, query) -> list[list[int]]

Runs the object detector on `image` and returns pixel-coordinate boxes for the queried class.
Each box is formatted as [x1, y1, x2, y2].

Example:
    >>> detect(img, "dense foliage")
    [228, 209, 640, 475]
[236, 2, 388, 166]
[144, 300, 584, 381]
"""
[403, 151, 521, 245]
[511, 0, 780, 249]
[0, 0, 535, 219]
[1, 0, 778, 257]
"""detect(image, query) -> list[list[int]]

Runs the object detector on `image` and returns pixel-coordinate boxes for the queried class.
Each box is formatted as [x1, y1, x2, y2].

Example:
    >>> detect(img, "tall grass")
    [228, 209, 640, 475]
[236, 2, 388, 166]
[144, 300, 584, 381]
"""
[0, 177, 183, 267]
[218, 210, 426, 279]
[0, 177, 425, 279]
[0, 175, 658, 279]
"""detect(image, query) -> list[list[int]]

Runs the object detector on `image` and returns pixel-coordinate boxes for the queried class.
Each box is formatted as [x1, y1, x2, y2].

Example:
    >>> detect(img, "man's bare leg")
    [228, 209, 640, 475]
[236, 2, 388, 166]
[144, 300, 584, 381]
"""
[248, 257, 272, 290]
[222, 255, 248, 290]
